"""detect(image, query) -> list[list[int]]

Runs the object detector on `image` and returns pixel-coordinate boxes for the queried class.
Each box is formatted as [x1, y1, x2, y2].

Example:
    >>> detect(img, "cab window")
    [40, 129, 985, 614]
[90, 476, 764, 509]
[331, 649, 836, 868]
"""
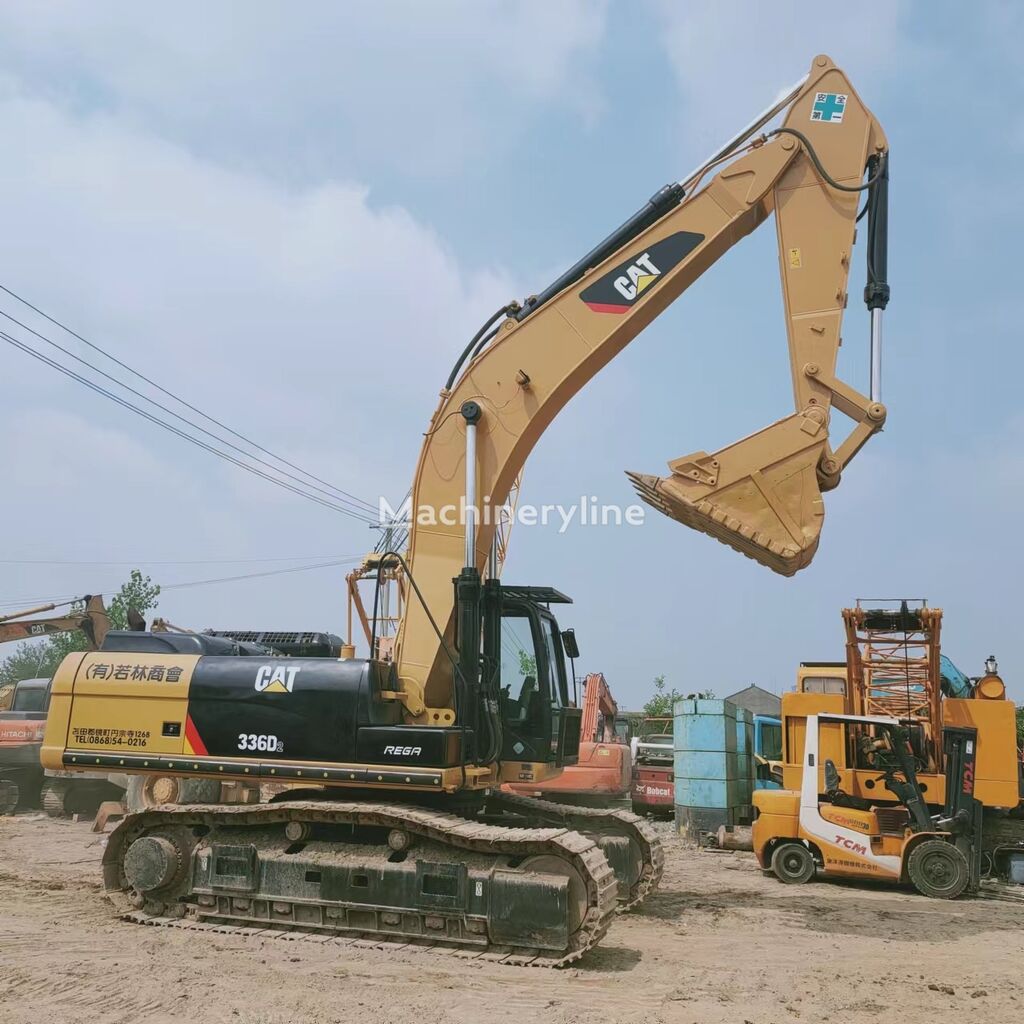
[539, 615, 567, 709]
[12, 683, 48, 713]
[500, 613, 542, 727]
[759, 722, 783, 761]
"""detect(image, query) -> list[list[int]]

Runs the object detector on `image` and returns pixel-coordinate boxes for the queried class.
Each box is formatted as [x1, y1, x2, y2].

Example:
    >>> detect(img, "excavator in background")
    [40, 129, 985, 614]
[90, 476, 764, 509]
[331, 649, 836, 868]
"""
[0, 594, 110, 706]
[758, 600, 1024, 891]
[504, 672, 632, 805]
[0, 595, 112, 813]
[43, 55, 890, 964]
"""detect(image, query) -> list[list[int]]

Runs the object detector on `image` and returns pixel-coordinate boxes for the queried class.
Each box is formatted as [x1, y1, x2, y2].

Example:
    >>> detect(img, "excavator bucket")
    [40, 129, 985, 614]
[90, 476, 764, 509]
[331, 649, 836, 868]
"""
[627, 410, 832, 577]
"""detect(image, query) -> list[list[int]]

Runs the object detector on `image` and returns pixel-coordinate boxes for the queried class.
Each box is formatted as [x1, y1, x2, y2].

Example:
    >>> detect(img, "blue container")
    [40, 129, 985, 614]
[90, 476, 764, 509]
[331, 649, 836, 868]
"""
[673, 698, 754, 838]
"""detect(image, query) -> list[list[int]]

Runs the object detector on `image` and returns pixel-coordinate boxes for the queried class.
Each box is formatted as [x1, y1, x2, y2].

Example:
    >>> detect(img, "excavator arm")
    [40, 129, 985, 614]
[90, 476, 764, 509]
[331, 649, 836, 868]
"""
[391, 54, 888, 715]
[580, 672, 619, 743]
[0, 594, 111, 649]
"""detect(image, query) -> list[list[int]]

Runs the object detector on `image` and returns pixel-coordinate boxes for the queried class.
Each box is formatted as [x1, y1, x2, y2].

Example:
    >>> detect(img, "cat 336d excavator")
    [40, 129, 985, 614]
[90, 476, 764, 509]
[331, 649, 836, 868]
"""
[42, 56, 889, 965]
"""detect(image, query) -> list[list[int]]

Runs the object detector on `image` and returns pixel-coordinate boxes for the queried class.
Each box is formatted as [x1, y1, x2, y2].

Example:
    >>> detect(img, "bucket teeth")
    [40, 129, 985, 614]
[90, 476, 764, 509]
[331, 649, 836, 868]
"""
[625, 410, 835, 577]
[626, 470, 818, 577]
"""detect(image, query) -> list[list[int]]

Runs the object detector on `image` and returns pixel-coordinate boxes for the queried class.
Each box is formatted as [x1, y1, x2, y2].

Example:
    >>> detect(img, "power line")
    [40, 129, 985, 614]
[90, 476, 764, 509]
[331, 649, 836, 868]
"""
[1, 330, 379, 523]
[0, 308, 377, 519]
[0, 596, 79, 611]
[0, 554, 353, 566]
[0, 283, 378, 514]
[159, 557, 363, 591]
[0, 555, 364, 609]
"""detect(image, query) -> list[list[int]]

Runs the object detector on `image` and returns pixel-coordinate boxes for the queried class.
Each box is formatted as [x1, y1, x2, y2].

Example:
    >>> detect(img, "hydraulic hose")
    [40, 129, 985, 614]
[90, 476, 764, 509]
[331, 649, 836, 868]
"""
[444, 302, 521, 392]
[767, 127, 886, 192]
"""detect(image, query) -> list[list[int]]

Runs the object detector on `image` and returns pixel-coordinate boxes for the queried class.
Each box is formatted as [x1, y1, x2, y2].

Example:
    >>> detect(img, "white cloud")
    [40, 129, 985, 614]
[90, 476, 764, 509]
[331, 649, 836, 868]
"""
[0, 86, 521, 491]
[0, 73, 526, 626]
[0, 4, 609, 630]
[653, 0, 916, 159]
[0, 1, 608, 179]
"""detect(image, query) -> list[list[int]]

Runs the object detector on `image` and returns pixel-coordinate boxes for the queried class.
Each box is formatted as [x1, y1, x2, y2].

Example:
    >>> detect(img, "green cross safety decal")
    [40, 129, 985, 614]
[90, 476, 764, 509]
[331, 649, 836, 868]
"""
[810, 92, 847, 124]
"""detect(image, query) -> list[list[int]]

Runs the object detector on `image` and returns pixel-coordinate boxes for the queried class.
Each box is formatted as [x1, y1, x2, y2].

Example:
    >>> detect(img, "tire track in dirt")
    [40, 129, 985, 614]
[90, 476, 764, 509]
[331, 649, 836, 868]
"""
[6, 814, 1024, 1024]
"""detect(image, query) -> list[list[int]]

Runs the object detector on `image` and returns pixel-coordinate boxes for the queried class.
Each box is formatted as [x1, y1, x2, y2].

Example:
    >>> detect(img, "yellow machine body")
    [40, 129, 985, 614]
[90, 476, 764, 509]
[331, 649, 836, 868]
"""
[781, 690, 1018, 808]
[784, 603, 1022, 818]
[41, 651, 561, 793]
[37, 58, 896, 963]
[753, 788, 911, 881]
[754, 711, 984, 899]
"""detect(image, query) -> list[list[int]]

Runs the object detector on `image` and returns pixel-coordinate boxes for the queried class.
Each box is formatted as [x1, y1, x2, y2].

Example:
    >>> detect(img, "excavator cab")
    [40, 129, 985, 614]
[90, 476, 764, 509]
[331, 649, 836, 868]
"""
[497, 598, 575, 764]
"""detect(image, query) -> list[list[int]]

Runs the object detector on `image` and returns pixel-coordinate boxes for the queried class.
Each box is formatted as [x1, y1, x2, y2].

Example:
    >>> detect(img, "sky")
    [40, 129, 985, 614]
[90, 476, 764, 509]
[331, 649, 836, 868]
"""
[0, 1, 1022, 708]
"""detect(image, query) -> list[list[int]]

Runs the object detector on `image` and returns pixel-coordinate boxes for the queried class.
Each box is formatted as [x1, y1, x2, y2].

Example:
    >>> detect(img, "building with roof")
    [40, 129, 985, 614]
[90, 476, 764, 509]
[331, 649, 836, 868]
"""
[723, 684, 781, 717]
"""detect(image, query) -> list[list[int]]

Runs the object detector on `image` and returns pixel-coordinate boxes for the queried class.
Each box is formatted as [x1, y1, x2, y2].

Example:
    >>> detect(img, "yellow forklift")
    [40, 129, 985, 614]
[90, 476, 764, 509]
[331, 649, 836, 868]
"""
[753, 712, 983, 898]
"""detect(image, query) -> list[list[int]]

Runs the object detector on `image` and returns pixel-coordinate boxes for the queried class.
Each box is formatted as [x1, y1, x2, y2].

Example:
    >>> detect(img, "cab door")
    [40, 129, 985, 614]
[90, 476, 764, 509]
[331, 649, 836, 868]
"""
[498, 602, 579, 765]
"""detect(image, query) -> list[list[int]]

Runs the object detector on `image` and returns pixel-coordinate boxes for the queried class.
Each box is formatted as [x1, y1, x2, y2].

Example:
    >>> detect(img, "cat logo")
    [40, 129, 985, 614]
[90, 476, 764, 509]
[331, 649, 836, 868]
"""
[613, 252, 661, 301]
[254, 664, 301, 694]
[579, 230, 704, 314]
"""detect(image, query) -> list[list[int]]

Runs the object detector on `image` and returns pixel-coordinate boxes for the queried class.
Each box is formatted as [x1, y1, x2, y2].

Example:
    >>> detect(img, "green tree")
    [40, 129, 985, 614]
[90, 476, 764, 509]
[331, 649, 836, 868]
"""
[0, 570, 160, 686]
[1016, 706, 1024, 749]
[0, 643, 59, 686]
[643, 674, 680, 718]
[642, 674, 715, 718]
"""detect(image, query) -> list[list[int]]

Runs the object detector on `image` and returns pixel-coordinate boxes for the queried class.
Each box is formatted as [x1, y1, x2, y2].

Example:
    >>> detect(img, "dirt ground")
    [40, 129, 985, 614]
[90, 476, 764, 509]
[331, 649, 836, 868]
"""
[2, 814, 1023, 1024]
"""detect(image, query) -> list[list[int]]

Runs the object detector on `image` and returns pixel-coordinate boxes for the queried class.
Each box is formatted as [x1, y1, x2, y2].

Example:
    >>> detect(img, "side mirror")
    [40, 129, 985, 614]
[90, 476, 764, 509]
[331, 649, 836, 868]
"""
[561, 628, 579, 660]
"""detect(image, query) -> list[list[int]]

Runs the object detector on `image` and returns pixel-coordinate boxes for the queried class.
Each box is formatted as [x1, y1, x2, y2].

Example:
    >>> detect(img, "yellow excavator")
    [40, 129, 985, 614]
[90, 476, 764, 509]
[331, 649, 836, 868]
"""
[42, 55, 889, 964]
[0, 595, 110, 662]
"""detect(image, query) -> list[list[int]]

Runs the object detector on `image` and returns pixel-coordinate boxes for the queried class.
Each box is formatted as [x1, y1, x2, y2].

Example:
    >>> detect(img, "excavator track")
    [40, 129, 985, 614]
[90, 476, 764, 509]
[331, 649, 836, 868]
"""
[103, 800, 620, 968]
[487, 792, 663, 910]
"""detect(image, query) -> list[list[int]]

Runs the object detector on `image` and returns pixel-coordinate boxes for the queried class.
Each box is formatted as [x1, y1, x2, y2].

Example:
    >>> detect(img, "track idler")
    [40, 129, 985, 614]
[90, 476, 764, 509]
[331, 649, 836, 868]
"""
[486, 792, 663, 910]
[627, 408, 834, 577]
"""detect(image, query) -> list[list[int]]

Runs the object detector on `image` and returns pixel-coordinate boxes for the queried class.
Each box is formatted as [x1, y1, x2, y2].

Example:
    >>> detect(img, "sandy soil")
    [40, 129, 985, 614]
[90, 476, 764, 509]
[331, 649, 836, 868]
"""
[2, 813, 1022, 1024]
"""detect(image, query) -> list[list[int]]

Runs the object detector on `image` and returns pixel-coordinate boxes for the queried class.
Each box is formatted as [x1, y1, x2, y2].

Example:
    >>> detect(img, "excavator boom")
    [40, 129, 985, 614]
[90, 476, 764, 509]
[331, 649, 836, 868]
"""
[0, 594, 110, 649]
[397, 54, 889, 711]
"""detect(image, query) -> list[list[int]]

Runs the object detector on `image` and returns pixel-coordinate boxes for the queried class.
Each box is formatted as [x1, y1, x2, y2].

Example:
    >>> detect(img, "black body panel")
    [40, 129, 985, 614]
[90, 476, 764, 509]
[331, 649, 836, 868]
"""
[187, 657, 400, 763]
[355, 726, 468, 768]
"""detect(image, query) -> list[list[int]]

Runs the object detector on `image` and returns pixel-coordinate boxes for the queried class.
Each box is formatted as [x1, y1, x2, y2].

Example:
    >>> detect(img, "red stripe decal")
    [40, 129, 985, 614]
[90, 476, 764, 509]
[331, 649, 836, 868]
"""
[583, 300, 630, 314]
[185, 714, 208, 756]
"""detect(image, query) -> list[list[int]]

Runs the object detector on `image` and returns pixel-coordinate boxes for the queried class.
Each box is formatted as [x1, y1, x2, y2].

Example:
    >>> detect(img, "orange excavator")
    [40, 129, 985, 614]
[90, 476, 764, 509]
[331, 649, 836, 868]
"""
[505, 672, 632, 806]
[0, 595, 112, 812]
